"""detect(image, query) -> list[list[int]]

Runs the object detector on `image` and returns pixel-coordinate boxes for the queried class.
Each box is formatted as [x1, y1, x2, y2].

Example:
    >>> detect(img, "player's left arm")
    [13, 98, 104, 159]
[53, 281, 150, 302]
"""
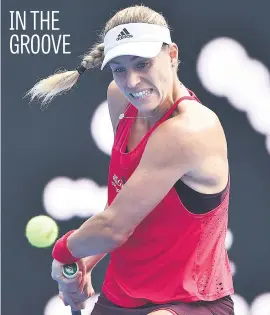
[67, 119, 209, 258]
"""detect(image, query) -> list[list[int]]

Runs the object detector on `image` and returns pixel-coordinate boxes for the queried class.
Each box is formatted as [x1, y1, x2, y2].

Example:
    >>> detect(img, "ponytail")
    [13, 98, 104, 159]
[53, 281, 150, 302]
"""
[25, 42, 105, 106]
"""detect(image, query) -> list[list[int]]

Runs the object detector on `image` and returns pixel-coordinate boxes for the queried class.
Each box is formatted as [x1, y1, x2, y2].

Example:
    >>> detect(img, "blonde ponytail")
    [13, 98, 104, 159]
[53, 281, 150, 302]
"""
[25, 42, 104, 106]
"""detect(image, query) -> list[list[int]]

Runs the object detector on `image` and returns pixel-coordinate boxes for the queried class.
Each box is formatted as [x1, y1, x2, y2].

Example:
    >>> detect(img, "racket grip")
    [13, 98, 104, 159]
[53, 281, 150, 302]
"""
[63, 263, 82, 315]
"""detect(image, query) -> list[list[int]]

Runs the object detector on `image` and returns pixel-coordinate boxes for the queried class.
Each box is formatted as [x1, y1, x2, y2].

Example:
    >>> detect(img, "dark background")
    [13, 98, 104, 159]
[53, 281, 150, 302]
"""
[2, 0, 270, 314]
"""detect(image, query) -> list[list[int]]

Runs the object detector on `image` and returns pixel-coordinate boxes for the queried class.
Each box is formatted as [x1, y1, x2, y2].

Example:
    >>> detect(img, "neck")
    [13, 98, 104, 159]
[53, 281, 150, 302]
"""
[137, 79, 189, 128]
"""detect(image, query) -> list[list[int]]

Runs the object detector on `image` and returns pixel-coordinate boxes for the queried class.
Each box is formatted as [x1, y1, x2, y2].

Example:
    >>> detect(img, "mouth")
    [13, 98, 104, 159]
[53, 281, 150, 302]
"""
[130, 88, 153, 100]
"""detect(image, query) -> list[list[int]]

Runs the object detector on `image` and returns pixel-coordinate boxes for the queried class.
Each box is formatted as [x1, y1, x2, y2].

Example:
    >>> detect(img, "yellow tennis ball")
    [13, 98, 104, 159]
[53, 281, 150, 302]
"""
[25, 215, 59, 248]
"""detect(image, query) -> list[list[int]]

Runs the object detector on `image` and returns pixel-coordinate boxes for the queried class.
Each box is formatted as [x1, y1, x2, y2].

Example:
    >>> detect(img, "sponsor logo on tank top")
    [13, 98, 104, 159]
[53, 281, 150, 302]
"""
[111, 174, 126, 193]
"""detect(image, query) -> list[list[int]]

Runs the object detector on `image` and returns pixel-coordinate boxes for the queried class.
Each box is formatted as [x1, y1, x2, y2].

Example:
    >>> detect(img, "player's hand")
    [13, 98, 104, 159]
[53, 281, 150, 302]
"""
[59, 272, 95, 310]
[51, 259, 95, 310]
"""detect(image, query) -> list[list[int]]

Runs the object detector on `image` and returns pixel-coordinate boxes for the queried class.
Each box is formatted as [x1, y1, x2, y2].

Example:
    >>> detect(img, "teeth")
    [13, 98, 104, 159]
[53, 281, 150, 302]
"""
[131, 89, 152, 99]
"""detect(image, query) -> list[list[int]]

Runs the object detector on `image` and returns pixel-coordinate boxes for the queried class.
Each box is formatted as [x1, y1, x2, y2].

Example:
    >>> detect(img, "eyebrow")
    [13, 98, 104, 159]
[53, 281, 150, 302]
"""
[109, 56, 142, 65]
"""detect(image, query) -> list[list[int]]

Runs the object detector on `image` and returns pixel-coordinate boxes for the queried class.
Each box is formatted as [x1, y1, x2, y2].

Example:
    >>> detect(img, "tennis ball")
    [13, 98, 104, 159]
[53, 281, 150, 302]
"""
[25, 215, 59, 248]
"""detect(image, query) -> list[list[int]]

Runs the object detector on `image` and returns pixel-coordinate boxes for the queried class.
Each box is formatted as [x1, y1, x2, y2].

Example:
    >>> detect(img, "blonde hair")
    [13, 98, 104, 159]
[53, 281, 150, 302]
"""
[25, 5, 171, 106]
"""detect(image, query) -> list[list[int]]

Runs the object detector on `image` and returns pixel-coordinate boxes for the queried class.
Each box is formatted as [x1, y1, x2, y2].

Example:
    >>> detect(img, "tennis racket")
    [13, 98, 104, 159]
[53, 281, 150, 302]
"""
[62, 263, 82, 315]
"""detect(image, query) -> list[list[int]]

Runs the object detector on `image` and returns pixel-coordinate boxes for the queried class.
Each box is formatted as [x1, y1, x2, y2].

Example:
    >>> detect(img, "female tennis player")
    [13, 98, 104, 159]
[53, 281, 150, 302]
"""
[27, 5, 235, 315]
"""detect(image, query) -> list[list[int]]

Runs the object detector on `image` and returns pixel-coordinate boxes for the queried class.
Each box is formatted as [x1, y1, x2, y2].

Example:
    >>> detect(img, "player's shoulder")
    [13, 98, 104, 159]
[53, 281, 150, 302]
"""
[178, 102, 221, 134]
[107, 80, 129, 134]
[162, 102, 219, 138]
[152, 102, 224, 158]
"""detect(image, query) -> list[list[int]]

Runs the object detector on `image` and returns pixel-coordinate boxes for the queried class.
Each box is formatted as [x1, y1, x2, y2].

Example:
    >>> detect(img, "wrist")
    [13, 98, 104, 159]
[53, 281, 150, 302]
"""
[84, 253, 106, 273]
[52, 230, 80, 264]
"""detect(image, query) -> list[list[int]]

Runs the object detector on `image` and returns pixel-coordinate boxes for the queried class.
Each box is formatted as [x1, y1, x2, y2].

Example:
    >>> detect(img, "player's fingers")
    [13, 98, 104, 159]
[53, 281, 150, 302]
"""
[67, 289, 89, 302]
[78, 261, 87, 291]
[57, 275, 81, 292]
[63, 292, 86, 311]
[62, 293, 79, 310]
[76, 271, 85, 293]
[78, 272, 88, 293]
[89, 286, 95, 297]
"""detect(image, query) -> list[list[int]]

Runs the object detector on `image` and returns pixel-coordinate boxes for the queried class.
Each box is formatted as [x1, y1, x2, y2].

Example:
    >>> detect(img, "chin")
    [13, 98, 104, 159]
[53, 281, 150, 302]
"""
[132, 96, 160, 112]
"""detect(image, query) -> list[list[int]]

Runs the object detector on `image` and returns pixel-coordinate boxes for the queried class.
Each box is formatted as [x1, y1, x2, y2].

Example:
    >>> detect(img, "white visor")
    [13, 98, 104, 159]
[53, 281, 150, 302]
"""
[101, 23, 172, 70]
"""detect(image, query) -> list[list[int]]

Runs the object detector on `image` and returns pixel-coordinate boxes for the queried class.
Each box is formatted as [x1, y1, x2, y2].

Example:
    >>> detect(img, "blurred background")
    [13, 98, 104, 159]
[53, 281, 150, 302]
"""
[2, 0, 270, 314]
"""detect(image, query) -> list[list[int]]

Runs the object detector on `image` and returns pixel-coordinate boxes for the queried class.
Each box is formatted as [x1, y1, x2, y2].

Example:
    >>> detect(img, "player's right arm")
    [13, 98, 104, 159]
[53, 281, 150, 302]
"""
[84, 82, 128, 271]
[54, 82, 129, 309]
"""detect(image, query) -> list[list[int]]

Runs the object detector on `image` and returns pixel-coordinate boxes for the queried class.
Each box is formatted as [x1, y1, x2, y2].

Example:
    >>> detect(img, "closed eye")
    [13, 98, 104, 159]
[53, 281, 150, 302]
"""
[111, 61, 150, 74]
[112, 67, 126, 73]
[137, 62, 149, 69]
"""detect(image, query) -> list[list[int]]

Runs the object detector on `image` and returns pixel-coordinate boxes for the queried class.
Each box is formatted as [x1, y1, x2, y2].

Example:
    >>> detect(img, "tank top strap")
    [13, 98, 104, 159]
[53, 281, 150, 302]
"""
[187, 89, 201, 103]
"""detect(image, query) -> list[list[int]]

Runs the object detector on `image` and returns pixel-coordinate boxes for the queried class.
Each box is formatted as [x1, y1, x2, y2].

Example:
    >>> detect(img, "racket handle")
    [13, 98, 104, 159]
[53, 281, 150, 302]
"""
[62, 262, 79, 278]
[71, 310, 82, 315]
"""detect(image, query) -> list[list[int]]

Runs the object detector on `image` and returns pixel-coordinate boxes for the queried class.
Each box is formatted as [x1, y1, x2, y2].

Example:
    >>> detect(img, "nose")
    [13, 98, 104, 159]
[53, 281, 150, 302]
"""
[126, 70, 141, 89]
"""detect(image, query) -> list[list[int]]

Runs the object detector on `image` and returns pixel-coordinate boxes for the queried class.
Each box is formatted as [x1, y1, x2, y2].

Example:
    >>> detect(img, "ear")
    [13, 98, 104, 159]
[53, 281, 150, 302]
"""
[169, 43, 179, 67]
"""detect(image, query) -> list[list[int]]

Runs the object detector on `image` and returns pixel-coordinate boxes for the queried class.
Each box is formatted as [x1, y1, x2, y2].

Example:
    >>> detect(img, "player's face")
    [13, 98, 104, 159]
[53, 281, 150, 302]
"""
[109, 44, 178, 112]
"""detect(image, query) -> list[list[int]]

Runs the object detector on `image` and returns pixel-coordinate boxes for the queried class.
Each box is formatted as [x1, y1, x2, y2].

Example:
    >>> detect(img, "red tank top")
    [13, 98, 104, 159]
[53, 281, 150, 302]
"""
[102, 90, 234, 307]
